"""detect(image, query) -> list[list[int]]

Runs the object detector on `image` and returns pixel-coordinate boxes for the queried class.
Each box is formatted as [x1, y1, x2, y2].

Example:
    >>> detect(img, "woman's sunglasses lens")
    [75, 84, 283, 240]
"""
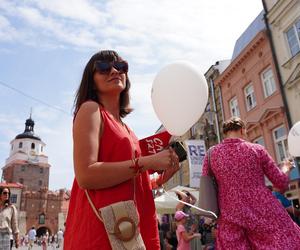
[95, 62, 111, 73]
[114, 62, 128, 73]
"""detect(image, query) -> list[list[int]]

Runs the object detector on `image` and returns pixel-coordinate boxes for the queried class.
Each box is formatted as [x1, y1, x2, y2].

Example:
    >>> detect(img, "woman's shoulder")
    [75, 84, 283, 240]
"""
[243, 140, 265, 151]
[75, 101, 101, 121]
[79, 101, 100, 112]
[9, 204, 17, 211]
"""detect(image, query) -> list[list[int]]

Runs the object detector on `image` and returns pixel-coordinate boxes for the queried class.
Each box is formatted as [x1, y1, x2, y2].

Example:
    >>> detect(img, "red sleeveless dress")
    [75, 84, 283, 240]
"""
[64, 106, 160, 250]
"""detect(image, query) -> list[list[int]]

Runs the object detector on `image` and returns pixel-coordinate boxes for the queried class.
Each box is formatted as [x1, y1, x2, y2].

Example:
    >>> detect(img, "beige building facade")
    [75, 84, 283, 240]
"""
[264, 0, 300, 125]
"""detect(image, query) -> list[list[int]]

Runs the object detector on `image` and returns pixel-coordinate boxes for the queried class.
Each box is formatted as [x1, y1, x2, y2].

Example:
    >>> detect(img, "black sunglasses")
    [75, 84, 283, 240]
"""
[2, 191, 9, 195]
[94, 61, 128, 75]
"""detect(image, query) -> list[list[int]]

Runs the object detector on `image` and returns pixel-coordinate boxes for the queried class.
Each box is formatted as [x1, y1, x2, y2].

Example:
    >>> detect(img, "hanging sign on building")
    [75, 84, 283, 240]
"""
[185, 140, 206, 188]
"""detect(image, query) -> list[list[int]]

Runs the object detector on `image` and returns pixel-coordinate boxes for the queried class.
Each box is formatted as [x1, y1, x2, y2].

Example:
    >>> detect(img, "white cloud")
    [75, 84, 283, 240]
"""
[0, 15, 19, 42]
[1, 0, 262, 60]
[32, 0, 108, 26]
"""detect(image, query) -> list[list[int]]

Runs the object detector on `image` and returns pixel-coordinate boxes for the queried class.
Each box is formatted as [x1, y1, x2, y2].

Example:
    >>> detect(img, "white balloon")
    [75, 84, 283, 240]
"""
[151, 62, 208, 136]
[288, 121, 300, 157]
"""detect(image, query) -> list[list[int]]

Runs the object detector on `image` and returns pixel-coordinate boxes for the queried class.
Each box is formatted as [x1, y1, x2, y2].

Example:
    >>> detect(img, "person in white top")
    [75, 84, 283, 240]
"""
[0, 187, 19, 250]
[56, 229, 64, 248]
[27, 227, 36, 250]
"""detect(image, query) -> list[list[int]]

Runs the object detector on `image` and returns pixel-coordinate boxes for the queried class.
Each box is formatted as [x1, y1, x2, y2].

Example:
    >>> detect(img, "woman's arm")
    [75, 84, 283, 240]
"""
[74, 102, 178, 189]
[181, 231, 201, 242]
[11, 206, 19, 247]
[152, 164, 180, 189]
[175, 191, 188, 211]
[259, 146, 289, 191]
[182, 190, 196, 205]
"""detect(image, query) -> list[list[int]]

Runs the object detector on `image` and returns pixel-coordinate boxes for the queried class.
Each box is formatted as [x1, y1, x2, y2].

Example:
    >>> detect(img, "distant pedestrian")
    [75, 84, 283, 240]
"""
[175, 189, 200, 250]
[175, 211, 201, 250]
[0, 187, 19, 250]
[56, 229, 63, 248]
[42, 234, 48, 250]
[27, 226, 36, 250]
[201, 117, 300, 249]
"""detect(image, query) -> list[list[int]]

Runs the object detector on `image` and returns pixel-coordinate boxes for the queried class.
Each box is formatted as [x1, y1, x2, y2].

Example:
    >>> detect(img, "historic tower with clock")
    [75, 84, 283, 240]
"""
[2, 115, 50, 190]
[1, 115, 69, 237]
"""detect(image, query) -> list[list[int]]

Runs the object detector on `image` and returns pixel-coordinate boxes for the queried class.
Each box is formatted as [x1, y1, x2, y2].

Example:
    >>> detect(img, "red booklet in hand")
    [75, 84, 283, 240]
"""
[139, 131, 172, 156]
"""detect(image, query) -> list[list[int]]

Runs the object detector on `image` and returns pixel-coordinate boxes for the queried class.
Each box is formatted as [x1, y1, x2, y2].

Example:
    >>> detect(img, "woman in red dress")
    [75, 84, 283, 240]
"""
[64, 50, 179, 249]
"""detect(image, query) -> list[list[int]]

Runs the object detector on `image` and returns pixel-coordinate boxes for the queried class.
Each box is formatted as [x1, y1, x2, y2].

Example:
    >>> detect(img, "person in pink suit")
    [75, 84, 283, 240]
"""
[201, 117, 300, 249]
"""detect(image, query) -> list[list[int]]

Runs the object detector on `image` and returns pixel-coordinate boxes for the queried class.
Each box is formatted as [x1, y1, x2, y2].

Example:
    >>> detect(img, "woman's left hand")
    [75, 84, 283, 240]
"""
[158, 162, 180, 185]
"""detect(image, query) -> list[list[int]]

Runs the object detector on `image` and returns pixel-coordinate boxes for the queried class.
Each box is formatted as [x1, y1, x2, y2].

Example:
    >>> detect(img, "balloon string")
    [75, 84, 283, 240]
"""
[161, 185, 218, 219]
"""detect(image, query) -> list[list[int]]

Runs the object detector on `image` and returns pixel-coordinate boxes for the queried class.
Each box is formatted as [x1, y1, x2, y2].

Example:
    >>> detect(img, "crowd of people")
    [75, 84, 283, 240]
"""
[18, 227, 64, 249]
[158, 212, 217, 250]
[0, 192, 64, 250]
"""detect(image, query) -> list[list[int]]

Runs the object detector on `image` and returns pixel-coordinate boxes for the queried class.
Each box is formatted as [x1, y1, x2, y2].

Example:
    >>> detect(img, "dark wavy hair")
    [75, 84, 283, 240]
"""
[222, 117, 246, 134]
[73, 50, 132, 117]
[0, 186, 11, 206]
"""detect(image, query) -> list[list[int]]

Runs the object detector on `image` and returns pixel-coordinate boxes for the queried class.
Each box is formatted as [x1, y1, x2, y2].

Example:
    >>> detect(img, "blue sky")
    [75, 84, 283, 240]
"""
[0, 0, 263, 190]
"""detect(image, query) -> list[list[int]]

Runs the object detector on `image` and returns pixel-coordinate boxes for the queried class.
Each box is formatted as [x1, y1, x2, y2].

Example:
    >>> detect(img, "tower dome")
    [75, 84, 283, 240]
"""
[15, 116, 41, 141]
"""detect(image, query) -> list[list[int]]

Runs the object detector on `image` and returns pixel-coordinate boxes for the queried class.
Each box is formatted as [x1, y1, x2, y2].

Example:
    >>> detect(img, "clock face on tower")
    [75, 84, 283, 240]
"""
[29, 150, 38, 162]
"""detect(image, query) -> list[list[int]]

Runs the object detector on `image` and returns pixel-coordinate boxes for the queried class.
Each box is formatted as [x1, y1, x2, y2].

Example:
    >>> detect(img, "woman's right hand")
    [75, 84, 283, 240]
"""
[140, 147, 179, 171]
[281, 158, 295, 174]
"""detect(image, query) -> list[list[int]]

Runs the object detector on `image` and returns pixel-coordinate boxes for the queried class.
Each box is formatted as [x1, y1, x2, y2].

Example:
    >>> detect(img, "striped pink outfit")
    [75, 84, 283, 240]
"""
[202, 138, 300, 249]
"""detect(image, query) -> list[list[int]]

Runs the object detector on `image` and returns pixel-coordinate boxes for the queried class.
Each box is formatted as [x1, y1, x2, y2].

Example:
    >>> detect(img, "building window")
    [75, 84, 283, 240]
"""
[286, 19, 300, 57]
[19, 178, 24, 184]
[273, 126, 288, 162]
[40, 168, 43, 174]
[19, 142, 23, 148]
[253, 136, 265, 146]
[11, 144, 13, 150]
[286, 193, 292, 198]
[31, 143, 35, 149]
[39, 214, 45, 224]
[229, 96, 240, 117]
[41, 146, 43, 152]
[10, 194, 17, 204]
[290, 184, 297, 190]
[261, 68, 276, 97]
[39, 180, 43, 186]
[21, 165, 25, 171]
[244, 83, 256, 111]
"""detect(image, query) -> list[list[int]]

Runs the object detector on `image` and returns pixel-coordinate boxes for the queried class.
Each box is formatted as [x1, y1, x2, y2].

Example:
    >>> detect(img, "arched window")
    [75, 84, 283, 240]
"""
[19, 142, 23, 148]
[31, 143, 35, 149]
[39, 213, 45, 224]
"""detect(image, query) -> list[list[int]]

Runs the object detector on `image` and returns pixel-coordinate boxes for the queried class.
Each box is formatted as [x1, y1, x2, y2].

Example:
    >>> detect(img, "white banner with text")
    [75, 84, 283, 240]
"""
[185, 140, 206, 188]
